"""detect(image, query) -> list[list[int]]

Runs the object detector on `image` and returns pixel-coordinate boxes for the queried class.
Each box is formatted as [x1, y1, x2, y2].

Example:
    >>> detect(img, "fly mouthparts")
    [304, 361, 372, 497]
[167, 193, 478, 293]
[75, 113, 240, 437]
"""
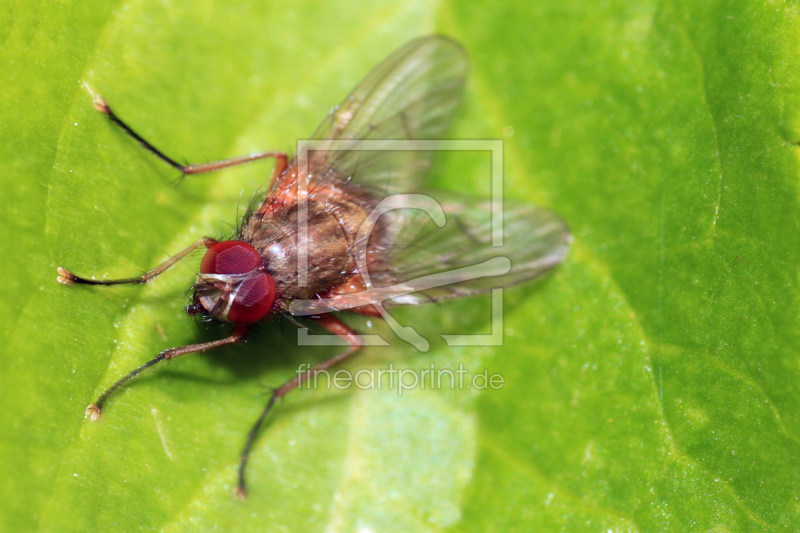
[186, 302, 205, 316]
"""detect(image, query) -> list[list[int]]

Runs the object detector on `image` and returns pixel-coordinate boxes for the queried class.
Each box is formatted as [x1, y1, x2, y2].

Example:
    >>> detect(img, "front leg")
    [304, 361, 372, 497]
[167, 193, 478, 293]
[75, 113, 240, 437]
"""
[87, 325, 247, 420]
[57, 237, 217, 286]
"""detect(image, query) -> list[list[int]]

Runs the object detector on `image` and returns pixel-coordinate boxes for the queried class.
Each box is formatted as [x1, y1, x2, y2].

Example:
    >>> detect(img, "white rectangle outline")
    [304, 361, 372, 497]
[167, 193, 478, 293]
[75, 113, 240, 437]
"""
[294, 139, 504, 349]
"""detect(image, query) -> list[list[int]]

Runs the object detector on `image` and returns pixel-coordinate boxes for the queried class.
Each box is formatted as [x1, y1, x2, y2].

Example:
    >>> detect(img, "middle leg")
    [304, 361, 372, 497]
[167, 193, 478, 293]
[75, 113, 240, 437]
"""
[94, 96, 288, 178]
[234, 315, 362, 498]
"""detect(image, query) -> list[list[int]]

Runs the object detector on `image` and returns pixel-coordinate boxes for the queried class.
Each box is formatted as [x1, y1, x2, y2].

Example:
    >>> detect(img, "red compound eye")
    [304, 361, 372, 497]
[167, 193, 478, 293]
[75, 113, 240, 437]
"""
[227, 273, 276, 324]
[201, 240, 261, 274]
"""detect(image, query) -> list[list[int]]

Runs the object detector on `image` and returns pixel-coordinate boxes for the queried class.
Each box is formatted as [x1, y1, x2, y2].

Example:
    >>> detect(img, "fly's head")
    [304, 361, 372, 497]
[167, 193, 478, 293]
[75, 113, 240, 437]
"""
[187, 240, 276, 325]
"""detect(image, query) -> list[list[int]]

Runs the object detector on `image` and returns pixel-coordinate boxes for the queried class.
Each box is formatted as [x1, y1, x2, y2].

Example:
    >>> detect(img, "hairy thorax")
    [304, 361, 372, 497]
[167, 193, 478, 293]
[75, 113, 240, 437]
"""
[240, 191, 379, 310]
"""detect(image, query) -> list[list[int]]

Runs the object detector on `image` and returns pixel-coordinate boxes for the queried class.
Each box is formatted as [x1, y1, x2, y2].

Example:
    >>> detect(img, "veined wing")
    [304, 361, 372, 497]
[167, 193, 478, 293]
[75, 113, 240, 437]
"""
[289, 194, 571, 315]
[268, 35, 468, 211]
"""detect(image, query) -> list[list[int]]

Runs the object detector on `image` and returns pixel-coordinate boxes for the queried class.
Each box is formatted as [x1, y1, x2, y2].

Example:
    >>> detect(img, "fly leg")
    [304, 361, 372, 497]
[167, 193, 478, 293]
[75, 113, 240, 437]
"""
[234, 315, 362, 499]
[57, 237, 218, 286]
[92, 96, 288, 177]
[86, 325, 247, 420]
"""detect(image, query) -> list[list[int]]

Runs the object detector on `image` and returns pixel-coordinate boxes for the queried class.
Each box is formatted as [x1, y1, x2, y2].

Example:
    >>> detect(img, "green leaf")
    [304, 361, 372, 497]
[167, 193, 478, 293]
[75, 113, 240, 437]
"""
[2, 0, 799, 531]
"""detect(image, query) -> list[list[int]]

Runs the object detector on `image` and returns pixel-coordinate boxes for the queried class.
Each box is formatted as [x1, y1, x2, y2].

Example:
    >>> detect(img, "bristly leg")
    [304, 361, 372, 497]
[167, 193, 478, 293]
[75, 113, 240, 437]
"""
[234, 315, 362, 499]
[57, 237, 217, 286]
[92, 95, 287, 176]
[86, 326, 247, 421]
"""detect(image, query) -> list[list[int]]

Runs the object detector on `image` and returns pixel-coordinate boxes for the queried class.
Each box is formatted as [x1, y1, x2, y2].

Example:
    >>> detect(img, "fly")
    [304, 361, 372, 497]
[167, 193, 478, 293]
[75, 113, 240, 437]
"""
[57, 35, 571, 498]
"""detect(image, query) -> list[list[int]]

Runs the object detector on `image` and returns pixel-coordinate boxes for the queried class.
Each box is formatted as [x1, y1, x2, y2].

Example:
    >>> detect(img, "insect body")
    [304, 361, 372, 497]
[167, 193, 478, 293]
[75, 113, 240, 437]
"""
[57, 35, 570, 498]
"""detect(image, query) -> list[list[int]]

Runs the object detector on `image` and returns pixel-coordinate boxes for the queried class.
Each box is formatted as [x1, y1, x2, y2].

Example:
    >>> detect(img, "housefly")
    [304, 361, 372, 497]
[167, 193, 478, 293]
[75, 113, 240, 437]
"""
[57, 35, 571, 498]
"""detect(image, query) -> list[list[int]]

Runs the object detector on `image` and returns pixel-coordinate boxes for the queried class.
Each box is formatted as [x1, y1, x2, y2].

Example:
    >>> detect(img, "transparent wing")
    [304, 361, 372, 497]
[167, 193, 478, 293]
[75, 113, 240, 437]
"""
[288, 194, 572, 315]
[378, 196, 571, 303]
[269, 35, 468, 210]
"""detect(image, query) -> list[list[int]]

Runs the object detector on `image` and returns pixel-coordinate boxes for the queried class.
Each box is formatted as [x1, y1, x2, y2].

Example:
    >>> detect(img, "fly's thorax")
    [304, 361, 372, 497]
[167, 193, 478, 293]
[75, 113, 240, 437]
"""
[241, 196, 382, 307]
